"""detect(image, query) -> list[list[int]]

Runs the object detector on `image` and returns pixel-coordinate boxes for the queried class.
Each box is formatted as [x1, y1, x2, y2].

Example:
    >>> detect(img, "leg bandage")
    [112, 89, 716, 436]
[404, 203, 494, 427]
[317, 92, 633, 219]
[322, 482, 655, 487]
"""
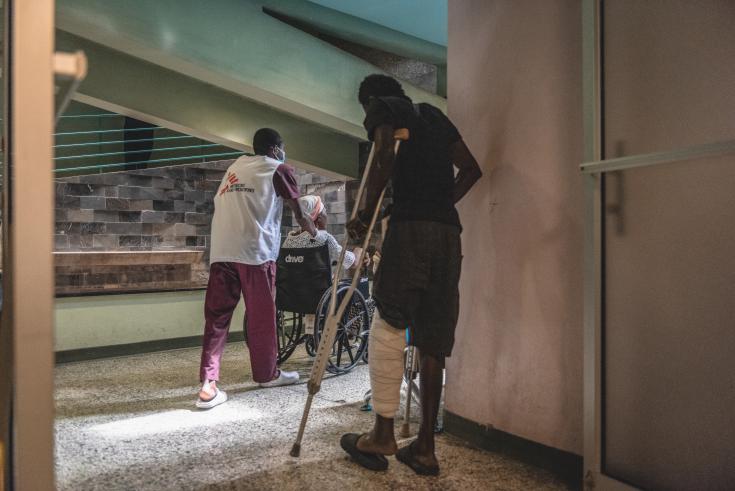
[369, 311, 407, 418]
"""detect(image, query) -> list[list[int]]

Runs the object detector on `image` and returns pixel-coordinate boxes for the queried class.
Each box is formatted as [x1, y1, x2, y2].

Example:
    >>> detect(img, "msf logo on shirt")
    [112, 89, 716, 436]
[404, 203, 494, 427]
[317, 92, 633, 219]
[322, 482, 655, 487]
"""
[219, 172, 239, 196]
[285, 254, 304, 263]
[219, 172, 255, 196]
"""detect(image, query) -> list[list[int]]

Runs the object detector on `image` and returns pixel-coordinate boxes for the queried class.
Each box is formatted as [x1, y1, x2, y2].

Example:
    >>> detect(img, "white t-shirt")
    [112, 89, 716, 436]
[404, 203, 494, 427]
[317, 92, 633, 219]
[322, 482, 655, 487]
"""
[210, 155, 284, 265]
[281, 230, 356, 270]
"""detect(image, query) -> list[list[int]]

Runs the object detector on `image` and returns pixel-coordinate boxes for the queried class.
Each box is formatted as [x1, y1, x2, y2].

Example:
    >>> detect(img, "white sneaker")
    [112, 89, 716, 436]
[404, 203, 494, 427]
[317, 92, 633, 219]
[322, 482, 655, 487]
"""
[259, 369, 299, 388]
[195, 383, 228, 409]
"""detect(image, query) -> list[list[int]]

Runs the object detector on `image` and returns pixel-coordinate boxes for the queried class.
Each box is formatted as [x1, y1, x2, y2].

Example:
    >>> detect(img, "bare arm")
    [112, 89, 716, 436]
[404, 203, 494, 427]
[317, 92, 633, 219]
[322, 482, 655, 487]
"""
[451, 139, 483, 203]
[362, 124, 396, 218]
[284, 198, 317, 237]
[347, 124, 396, 241]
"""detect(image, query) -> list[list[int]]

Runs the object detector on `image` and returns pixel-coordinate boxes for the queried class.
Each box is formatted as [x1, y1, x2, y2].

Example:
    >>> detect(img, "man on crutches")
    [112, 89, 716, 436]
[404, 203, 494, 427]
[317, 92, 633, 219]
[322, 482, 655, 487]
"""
[340, 75, 482, 475]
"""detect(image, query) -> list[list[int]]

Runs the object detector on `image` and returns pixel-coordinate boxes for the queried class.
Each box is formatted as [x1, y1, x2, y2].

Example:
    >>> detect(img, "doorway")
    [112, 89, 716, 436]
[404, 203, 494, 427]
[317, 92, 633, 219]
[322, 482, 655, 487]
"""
[582, 1, 735, 489]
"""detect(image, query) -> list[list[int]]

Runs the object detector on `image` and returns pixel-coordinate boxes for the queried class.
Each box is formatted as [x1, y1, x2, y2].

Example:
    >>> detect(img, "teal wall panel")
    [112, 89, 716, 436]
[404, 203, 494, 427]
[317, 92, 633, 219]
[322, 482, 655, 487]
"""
[308, 0, 448, 46]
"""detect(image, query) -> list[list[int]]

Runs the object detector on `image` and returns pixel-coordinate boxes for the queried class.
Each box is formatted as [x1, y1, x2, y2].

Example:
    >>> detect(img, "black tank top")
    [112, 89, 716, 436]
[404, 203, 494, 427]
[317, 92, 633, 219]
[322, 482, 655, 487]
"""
[363, 96, 462, 228]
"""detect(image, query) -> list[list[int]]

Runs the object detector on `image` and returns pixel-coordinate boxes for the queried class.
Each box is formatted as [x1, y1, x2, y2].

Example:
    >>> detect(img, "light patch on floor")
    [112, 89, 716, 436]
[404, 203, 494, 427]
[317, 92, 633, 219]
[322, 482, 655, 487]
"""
[89, 405, 265, 439]
[55, 343, 571, 490]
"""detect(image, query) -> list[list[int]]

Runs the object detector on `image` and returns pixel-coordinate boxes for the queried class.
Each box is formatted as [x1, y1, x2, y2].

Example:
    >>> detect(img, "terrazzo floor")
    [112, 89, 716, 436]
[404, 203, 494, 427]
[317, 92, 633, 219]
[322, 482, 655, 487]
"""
[55, 343, 571, 490]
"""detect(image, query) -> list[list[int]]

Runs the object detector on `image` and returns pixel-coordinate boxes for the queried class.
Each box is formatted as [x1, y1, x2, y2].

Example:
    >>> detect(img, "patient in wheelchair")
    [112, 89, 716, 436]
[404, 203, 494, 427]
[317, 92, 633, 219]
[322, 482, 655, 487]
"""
[280, 195, 370, 340]
[281, 195, 368, 274]
[275, 195, 372, 373]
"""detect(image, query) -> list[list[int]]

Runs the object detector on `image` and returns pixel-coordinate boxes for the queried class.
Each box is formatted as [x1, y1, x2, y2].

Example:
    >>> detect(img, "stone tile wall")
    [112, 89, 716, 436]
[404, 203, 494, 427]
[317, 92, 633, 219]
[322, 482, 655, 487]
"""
[53, 160, 352, 294]
[55, 251, 206, 295]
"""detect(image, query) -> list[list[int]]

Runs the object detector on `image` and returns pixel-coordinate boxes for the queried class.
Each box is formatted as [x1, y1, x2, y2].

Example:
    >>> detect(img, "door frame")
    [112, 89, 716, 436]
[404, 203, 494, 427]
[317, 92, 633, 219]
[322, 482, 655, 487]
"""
[581, 1, 735, 489]
[1, 0, 56, 489]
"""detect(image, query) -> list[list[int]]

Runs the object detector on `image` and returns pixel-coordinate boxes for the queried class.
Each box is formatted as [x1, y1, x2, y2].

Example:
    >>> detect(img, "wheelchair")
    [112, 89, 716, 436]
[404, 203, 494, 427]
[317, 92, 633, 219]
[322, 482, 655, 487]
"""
[274, 244, 372, 374]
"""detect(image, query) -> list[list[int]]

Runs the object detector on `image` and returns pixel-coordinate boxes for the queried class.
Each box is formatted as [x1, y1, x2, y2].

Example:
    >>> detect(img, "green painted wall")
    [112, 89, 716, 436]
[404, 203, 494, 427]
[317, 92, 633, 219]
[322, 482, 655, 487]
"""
[55, 0, 446, 177]
[54, 291, 244, 352]
[57, 31, 359, 178]
[56, 0, 445, 140]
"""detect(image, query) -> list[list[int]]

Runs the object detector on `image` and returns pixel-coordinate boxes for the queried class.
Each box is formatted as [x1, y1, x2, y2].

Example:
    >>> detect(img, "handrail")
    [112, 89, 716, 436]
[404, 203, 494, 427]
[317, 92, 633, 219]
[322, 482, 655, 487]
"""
[581, 139, 735, 174]
[53, 151, 244, 173]
[54, 143, 221, 161]
[51, 108, 245, 174]
[54, 135, 196, 149]
[55, 126, 161, 136]
[0, 113, 118, 121]
[58, 113, 120, 118]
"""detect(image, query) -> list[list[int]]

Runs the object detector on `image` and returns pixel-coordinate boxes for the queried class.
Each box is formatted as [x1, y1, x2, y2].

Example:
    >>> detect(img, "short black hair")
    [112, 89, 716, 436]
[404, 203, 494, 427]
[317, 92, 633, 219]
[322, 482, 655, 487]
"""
[253, 128, 282, 156]
[358, 74, 409, 106]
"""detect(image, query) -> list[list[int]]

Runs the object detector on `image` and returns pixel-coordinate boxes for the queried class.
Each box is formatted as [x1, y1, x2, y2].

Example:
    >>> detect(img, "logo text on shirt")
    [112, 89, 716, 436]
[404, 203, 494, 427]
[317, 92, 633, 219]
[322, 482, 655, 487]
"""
[219, 172, 256, 196]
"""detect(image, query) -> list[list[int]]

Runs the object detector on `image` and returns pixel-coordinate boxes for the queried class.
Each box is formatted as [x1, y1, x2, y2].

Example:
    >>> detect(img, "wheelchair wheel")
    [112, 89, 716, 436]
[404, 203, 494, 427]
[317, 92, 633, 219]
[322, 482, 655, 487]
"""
[276, 311, 303, 364]
[361, 298, 377, 363]
[243, 311, 303, 364]
[304, 335, 317, 357]
[313, 283, 370, 374]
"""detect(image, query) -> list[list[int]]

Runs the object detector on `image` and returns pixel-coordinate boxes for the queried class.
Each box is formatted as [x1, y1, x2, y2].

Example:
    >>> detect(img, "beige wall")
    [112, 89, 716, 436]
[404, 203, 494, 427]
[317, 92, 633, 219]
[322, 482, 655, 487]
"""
[446, 0, 584, 453]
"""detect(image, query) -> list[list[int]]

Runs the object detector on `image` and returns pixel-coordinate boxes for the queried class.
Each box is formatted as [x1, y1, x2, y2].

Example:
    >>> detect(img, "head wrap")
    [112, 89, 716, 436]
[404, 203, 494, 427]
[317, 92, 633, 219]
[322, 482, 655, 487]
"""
[298, 195, 325, 221]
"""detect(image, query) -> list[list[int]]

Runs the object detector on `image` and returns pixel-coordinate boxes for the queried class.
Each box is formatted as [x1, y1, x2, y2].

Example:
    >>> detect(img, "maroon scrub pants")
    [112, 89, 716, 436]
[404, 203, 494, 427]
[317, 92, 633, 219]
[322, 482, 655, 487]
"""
[199, 261, 278, 384]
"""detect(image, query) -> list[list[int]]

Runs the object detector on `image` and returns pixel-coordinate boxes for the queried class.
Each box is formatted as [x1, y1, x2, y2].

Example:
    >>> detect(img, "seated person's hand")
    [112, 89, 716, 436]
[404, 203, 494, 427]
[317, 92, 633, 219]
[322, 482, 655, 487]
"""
[353, 247, 370, 268]
[304, 219, 318, 238]
[347, 246, 365, 273]
[371, 251, 381, 273]
[352, 247, 367, 266]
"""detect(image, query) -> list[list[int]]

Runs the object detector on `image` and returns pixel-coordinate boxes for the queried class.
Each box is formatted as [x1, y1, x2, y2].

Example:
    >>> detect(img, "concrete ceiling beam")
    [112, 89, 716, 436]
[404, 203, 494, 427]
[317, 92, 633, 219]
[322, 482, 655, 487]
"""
[57, 31, 359, 179]
[56, 0, 446, 143]
[261, 0, 447, 65]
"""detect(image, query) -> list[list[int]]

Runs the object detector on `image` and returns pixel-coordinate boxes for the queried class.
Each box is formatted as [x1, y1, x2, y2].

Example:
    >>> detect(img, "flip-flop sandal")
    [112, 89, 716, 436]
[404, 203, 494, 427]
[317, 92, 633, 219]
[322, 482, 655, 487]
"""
[340, 433, 389, 471]
[396, 441, 440, 476]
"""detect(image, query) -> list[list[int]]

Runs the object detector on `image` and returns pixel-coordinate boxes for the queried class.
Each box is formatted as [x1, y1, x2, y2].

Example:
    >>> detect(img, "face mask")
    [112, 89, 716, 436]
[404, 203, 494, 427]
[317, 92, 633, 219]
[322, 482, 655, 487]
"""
[273, 146, 286, 163]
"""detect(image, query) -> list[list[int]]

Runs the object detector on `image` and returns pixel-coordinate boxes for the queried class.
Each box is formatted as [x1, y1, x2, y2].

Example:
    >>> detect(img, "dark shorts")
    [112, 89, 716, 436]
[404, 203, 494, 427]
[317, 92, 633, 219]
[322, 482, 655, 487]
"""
[373, 220, 462, 357]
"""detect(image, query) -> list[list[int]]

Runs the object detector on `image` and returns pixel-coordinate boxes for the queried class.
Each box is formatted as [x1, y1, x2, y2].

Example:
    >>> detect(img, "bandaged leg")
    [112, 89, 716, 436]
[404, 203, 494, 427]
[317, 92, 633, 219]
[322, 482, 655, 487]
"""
[369, 310, 407, 418]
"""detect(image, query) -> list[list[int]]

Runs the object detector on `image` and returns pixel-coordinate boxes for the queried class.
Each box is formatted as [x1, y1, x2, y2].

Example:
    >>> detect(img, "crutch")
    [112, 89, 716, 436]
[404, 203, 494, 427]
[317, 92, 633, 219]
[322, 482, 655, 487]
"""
[290, 128, 409, 457]
[400, 341, 418, 437]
